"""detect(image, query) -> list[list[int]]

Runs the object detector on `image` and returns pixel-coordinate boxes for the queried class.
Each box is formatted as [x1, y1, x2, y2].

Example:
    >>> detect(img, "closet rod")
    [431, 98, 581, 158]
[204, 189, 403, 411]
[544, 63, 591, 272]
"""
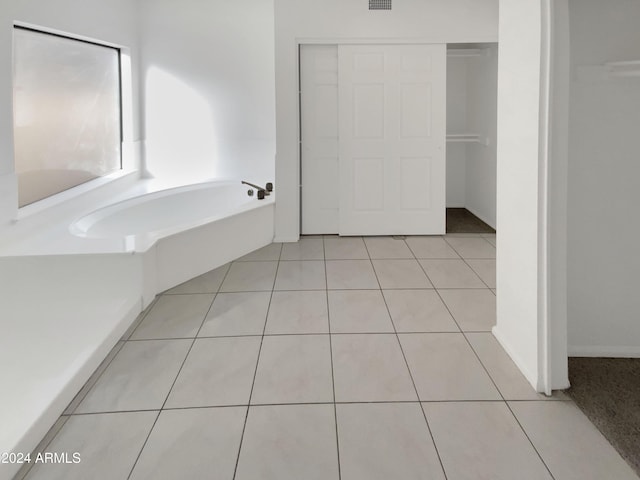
[447, 49, 484, 58]
[446, 134, 490, 146]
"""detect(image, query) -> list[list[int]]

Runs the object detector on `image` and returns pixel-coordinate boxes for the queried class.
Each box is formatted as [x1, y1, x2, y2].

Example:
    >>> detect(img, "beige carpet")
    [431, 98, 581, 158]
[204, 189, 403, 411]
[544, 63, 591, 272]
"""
[446, 208, 495, 234]
[567, 357, 640, 476]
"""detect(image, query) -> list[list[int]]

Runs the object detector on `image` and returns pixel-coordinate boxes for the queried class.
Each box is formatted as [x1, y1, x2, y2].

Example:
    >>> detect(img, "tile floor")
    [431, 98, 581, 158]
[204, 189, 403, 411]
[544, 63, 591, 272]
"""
[17, 235, 638, 480]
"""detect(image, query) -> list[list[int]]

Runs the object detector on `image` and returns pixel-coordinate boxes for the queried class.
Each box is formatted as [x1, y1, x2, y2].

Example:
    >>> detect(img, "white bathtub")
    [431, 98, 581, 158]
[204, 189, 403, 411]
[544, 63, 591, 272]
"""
[71, 179, 275, 298]
[71, 181, 270, 241]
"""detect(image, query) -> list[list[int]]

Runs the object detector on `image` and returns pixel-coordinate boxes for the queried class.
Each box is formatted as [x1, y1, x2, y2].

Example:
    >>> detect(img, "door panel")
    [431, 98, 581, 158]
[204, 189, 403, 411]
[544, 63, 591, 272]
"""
[338, 44, 446, 235]
[300, 45, 339, 234]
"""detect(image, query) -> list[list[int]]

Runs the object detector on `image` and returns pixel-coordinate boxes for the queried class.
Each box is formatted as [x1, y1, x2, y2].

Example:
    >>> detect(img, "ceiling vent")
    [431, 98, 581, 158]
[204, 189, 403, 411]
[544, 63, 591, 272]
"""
[369, 0, 392, 10]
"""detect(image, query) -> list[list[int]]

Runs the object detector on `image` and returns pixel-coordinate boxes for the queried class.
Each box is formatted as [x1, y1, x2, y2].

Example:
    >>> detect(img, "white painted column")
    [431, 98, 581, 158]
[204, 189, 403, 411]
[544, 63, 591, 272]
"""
[494, 0, 551, 392]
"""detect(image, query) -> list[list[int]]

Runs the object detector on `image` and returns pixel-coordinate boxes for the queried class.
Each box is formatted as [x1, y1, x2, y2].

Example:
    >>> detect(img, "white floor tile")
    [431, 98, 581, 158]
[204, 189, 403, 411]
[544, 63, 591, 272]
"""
[482, 233, 497, 246]
[121, 300, 156, 340]
[198, 292, 270, 337]
[405, 236, 460, 259]
[25, 412, 157, 480]
[336, 403, 446, 480]
[64, 341, 125, 415]
[32, 236, 631, 480]
[444, 236, 496, 259]
[466, 259, 496, 288]
[467, 333, 546, 400]
[165, 337, 261, 408]
[383, 290, 459, 333]
[509, 401, 639, 480]
[332, 334, 417, 402]
[129, 407, 246, 480]
[372, 259, 432, 289]
[423, 402, 553, 480]
[399, 333, 501, 401]
[439, 289, 496, 331]
[274, 260, 326, 290]
[326, 260, 379, 289]
[324, 237, 369, 259]
[76, 340, 191, 413]
[251, 335, 333, 404]
[363, 237, 414, 259]
[281, 238, 324, 260]
[14, 417, 70, 480]
[265, 290, 329, 334]
[328, 290, 394, 333]
[220, 261, 278, 292]
[130, 294, 214, 340]
[235, 404, 339, 480]
[237, 243, 282, 261]
[419, 259, 486, 288]
[164, 263, 230, 294]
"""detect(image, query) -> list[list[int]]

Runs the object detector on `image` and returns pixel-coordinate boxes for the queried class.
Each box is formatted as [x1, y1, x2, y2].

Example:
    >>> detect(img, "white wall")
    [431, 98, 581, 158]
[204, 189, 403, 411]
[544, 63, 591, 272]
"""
[0, 0, 141, 229]
[465, 45, 498, 228]
[446, 57, 467, 208]
[566, 0, 640, 356]
[548, 0, 570, 389]
[274, 0, 499, 241]
[139, 0, 276, 186]
[493, 0, 545, 389]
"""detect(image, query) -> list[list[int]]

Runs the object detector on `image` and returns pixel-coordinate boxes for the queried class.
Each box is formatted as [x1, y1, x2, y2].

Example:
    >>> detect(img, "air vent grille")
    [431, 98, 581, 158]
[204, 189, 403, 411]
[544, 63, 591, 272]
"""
[369, 0, 392, 10]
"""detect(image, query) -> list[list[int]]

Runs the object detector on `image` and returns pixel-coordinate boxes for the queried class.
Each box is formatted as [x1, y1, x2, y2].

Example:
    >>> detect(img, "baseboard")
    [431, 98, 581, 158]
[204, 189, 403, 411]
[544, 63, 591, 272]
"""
[492, 326, 541, 392]
[568, 345, 640, 358]
[465, 206, 496, 230]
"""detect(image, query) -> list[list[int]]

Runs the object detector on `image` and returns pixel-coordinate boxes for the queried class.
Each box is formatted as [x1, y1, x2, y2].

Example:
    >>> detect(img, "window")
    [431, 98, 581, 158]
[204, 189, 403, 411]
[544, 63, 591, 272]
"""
[13, 27, 122, 207]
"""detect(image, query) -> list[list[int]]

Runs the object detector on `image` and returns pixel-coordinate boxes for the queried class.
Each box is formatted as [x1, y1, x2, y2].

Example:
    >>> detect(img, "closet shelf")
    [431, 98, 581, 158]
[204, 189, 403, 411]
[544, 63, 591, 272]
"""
[446, 134, 490, 146]
[447, 48, 484, 58]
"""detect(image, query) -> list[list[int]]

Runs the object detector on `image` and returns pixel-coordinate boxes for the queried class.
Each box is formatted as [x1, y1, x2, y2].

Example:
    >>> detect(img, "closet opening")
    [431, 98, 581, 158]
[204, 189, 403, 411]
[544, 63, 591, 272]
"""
[445, 43, 498, 234]
[299, 42, 498, 237]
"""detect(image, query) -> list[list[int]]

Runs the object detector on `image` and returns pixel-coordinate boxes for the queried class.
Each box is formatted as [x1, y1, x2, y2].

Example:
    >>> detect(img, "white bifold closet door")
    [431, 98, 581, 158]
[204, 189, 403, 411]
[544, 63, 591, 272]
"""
[301, 44, 446, 235]
[300, 45, 340, 234]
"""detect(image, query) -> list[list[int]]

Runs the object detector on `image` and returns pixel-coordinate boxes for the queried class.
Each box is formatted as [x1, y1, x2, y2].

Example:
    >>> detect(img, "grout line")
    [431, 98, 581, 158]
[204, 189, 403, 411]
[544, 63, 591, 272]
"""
[442, 234, 497, 261]
[416, 258, 557, 479]
[504, 401, 558, 479]
[232, 244, 281, 480]
[362, 238, 450, 480]
[125, 266, 227, 480]
[64, 340, 126, 415]
[122, 296, 159, 340]
[324, 236, 343, 480]
[160, 291, 220, 296]
[125, 410, 162, 480]
[458, 256, 495, 290]
[419, 257, 490, 290]
[64, 398, 567, 417]
[12, 416, 70, 480]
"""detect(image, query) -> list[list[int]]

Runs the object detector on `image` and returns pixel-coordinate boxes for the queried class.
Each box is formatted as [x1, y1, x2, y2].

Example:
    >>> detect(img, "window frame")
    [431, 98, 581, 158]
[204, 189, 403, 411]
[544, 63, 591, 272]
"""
[12, 24, 129, 215]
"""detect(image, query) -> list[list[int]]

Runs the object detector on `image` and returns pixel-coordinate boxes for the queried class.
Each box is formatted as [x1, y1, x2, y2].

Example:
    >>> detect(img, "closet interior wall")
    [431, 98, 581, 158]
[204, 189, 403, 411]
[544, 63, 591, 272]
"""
[446, 44, 498, 229]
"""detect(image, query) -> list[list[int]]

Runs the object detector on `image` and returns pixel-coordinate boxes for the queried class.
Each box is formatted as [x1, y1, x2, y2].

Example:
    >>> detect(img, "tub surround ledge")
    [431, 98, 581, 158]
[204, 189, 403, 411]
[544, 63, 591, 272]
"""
[0, 179, 275, 480]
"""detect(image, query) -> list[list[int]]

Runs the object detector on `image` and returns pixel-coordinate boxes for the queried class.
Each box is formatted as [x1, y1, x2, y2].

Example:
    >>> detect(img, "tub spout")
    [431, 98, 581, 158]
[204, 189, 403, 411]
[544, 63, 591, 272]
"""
[242, 181, 273, 199]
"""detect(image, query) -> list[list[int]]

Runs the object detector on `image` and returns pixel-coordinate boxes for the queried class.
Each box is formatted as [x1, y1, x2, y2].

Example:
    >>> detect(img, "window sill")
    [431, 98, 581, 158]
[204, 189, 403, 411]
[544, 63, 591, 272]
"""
[14, 169, 138, 222]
